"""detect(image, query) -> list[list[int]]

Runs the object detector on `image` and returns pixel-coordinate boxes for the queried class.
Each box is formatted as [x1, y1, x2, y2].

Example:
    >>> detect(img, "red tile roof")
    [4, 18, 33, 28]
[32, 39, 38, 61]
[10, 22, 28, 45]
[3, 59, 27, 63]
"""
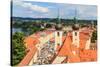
[19, 29, 97, 65]
[80, 50, 97, 62]
[58, 34, 72, 56]
[18, 46, 37, 66]
[18, 30, 54, 66]
[24, 37, 39, 49]
[53, 29, 97, 63]
[68, 55, 80, 63]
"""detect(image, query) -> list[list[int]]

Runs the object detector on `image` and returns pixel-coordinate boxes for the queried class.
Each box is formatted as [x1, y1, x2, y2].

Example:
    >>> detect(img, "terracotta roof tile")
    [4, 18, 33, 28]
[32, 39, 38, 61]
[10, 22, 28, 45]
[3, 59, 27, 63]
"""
[18, 46, 37, 66]
[24, 37, 39, 49]
[19, 30, 54, 65]
[80, 50, 97, 62]
[55, 29, 97, 63]
[58, 35, 72, 56]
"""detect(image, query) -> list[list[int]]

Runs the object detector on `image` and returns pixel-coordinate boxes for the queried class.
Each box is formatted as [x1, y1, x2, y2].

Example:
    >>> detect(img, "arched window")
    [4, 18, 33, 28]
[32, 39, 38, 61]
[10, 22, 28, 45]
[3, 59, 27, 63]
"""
[57, 43, 60, 46]
[57, 32, 60, 36]
[75, 32, 77, 36]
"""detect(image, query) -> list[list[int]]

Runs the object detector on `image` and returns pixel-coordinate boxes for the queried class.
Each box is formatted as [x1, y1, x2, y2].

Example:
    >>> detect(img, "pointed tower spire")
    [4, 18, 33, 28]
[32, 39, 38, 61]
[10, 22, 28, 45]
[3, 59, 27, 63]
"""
[57, 8, 60, 24]
[74, 8, 77, 24]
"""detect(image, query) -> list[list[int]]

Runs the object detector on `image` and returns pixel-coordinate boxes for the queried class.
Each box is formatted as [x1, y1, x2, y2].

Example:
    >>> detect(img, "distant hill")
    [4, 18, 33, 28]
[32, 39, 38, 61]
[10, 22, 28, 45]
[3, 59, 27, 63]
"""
[11, 17, 97, 21]
[11, 17, 52, 21]
[11, 17, 97, 26]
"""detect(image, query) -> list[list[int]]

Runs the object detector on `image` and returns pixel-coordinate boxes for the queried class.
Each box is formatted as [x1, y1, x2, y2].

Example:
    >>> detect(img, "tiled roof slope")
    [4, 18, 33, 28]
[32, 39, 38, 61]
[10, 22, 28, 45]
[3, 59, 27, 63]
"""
[53, 29, 97, 63]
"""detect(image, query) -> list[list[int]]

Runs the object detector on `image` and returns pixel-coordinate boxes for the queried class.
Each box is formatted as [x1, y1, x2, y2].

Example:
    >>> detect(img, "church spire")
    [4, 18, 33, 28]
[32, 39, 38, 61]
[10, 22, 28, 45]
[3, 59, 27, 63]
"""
[74, 8, 77, 24]
[57, 8, 60, 24]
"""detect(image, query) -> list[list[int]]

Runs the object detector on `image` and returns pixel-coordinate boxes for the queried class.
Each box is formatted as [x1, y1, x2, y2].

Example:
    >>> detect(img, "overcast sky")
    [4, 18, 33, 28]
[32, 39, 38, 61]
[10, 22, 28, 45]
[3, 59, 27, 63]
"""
[12, 0, 97, 20]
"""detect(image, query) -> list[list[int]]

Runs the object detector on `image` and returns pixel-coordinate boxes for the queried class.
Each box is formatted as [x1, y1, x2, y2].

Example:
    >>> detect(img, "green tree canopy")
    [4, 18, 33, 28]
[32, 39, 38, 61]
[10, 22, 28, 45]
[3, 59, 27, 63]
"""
[11, 32, 26, 66]
[91, 31, 97, 43]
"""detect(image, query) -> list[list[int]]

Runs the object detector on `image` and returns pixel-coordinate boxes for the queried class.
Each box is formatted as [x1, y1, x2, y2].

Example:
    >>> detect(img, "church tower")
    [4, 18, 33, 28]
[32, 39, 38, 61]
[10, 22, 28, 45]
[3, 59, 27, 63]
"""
[54, 8, 63, 51]
[72, 24, 79, 48]
[72, 9, 80, 48]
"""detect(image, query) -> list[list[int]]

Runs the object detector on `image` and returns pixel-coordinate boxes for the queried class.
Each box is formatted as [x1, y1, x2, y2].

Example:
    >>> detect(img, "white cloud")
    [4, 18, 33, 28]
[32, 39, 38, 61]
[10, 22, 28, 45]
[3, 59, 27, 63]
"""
[58, 4, 97, 19]
[12, 0, 97, 19]
[13, 0, 49, 13]
[77, 5, 97, 19]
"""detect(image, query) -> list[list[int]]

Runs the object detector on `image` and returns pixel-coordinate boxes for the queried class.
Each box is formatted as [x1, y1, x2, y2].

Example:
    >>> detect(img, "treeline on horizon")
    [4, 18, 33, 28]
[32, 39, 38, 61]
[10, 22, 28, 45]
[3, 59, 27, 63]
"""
[11, 17, 97, 22]
[11, 17, 97, 26]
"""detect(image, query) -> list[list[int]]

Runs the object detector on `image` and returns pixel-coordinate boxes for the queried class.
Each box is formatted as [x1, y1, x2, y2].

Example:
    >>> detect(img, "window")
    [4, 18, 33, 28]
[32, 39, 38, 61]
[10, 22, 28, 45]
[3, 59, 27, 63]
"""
[75, 32, 77, 36]
[57, 32, 60, 36]
[57, 43, 60, 46]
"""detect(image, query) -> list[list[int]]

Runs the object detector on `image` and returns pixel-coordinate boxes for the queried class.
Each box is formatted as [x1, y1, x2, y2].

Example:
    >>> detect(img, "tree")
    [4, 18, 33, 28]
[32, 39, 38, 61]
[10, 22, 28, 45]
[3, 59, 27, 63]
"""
[91, 31, 97, 43]
[11, 32, 26, 66]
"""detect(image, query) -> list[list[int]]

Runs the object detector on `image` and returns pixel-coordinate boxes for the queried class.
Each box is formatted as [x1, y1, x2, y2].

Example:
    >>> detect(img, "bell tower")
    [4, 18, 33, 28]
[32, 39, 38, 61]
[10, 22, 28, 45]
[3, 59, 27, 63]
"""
[72, 9, 79, 48]
[72, 24, 79, 48]
[54, 8, 63, 51]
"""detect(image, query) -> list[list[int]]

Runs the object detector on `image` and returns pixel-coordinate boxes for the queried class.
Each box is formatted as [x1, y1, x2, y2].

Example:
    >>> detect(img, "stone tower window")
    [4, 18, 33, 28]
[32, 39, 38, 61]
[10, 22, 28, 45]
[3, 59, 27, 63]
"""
[57, 32, 60, 36]
[57, 43, 60, 46]
[75, 32, 77, 36]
